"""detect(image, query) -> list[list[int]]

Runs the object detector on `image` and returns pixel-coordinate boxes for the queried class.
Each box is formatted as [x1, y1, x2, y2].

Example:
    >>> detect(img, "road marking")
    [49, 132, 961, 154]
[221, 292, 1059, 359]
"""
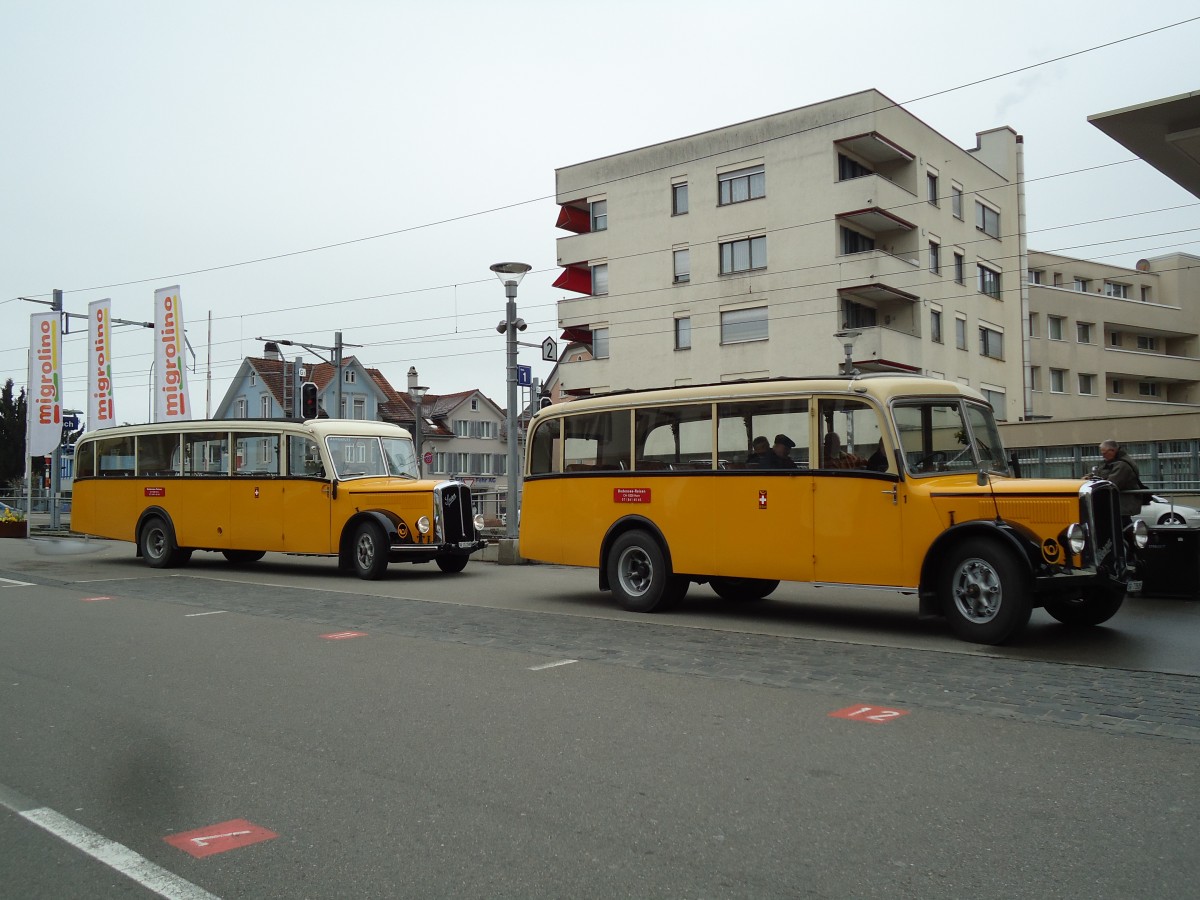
[164, 819, 278, 859]
[0, 784, 219, 900]
[81, 596, 114, 602]
[321, 630, 367, 640]
[0, 577, 33, 587]
[829, 704, 909, 723]
[529, 659, 578, 671]
[184, 610, 227, 617]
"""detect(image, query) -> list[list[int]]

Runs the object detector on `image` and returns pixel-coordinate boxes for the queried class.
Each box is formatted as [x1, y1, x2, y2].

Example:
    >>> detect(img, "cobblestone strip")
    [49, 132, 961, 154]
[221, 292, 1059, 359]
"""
[67, 575, 1200, 743]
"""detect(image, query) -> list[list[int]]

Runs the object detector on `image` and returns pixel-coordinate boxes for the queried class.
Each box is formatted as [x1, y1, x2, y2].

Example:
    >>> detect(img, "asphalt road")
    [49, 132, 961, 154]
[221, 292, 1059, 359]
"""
[1, 537, 1197, 899]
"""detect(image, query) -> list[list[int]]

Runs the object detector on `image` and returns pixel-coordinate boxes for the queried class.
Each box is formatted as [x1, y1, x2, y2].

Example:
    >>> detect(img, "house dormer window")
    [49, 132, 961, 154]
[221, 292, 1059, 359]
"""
[344, 369, 356, 384]
[250, 373, 257, 386]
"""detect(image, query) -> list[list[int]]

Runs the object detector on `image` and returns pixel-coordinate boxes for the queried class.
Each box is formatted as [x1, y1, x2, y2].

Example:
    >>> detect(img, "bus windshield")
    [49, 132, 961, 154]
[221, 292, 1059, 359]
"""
[326, 435, 418, 479]
[893, 399, 1008, 477]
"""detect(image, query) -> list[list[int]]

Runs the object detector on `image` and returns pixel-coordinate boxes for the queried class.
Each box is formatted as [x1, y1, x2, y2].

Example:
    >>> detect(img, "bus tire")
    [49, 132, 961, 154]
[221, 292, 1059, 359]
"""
[222, 550, 265, 565]
[710, 577, 779, 602]
[939, 538, 1031, 644]
[608, 530, 675, 613]
[351, 521, 389, 580]
[139, 516, 187, 569]
[436, 555, 468, 573]
[1043, 587, 1124, 627]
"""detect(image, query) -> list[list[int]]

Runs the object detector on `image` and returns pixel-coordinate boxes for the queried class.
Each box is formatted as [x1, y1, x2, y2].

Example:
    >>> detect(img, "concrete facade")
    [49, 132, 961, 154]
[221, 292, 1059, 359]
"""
[553, 89, 1026, 421]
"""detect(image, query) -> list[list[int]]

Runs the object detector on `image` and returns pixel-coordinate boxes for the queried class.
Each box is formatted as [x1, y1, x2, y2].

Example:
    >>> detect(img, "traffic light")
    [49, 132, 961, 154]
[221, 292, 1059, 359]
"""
[300, 382, 319, 419]
[539, 394, 552, 410]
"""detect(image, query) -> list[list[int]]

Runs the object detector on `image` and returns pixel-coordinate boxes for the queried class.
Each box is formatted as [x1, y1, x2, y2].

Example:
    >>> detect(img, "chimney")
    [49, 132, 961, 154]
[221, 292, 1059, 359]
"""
[407, 366, 418, 392]
[264, 341, 282, 361]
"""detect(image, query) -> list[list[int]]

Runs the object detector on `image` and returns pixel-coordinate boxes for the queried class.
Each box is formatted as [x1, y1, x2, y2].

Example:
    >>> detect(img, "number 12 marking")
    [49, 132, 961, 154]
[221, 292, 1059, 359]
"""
[829, 704, 910, 723]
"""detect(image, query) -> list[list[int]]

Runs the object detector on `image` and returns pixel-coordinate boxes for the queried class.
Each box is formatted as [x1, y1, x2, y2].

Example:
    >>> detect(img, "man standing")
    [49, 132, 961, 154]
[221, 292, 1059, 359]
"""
[1096, 439, 1142, 519]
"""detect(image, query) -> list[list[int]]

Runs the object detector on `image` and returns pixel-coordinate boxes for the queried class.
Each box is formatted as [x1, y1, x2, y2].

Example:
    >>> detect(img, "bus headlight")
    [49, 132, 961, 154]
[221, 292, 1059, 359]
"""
[473, 514, 485, 531]
[1066, 523, 1086, 555]
[417, 516, 431, 535]
[1132, 518, 1149, 549]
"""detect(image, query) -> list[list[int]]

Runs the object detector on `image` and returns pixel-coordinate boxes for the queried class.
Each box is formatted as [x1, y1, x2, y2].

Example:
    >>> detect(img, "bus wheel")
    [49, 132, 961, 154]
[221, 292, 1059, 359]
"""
[608, 531, 674, 613]
[939, 538, 1031, 644]
[222, 550, 265, 565]
[139, 516, 187, 569]
[436, 555, 468, 573]
[710, 577, 779, 602]
[1043, 588, 1124, 627]
[351, 521, 389, 580]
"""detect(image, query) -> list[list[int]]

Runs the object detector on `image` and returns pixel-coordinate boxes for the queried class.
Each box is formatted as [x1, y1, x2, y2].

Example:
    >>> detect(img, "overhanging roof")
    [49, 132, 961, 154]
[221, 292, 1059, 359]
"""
[839, 283, 920, 305]
[834, 132, 915, 165]
[835, 207, 916, 234]
[1088, 91, 1200, 199]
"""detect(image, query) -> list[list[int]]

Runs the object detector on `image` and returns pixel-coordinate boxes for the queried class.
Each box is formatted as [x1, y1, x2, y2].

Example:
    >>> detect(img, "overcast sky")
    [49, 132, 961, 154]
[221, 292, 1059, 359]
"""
[2, 1, 1197, 426]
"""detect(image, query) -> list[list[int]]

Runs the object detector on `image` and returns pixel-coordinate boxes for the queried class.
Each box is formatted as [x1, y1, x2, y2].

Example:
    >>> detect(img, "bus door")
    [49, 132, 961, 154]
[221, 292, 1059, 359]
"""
[811, 399, 908, 587]
[281, 434, 334, 553]
[711, 398, 815, 583]
[229, 433, 287, 552]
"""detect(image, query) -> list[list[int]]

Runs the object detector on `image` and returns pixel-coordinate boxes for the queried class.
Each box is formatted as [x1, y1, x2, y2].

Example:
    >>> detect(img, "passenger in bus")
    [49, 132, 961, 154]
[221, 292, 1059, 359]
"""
[747, 435, 775, 468]
[822, 432, 865, 469]
[771, 434, 797, 468]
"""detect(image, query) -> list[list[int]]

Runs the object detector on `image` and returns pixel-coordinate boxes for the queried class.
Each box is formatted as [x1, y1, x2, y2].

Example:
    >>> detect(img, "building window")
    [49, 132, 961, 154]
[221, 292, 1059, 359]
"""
[975, 202, 1000, 238]
[1077, 322, 1093, 343]
[339, 397, 347, 418]
[470, 398, 479, 411]
[260, 396, 271, 417]
[676, 316, 696, 352]
[840, 227, 874, 255]
[718, 165, 765, 205]
[1028, 269, 1043, 285]
[1048, 316, 1064, 340]
[929, 241, 940, 274]
[955, 316, 967, 350]
[592, 263, 608, 296]
[719, 236, 767, 274]
[1078, 373, 1096, 395]
[1030, 367, 1041, 391]
[672, 183, 688, 216]
[590, 199, 607, 232]
[673, 249, 690, 284]
[249, 372, 257, 386]
[1053, 272, 1063, 287]
[1111, 379, 1122, 395]
[1028, 313, 1039, 337]
[1050, 369, 1067, 393]
[982, 388, 1006, 420]
[1141, 285, 1152, 302]
[953, 252, 964, 285]
[1137, 334, 1157, 351]
[353, 397, 365, 419]
[843, 300, 877, 329]
[592, 327, 610, 359]
[1139, 382, 1160, 397]
[236, 399, 247, 418]
[930, 309, 943, 344]
[978, 264, 1001, 299]
[979, 326, 1004, 360]
[927, 172, 939, 205]
[1104, 281, 1130, 298]
[951, 186, 963, 219]
[1110, 331, 1122, 347]
[344, 369, 356, 383]
[454, 419, 469, 437]
[1073, 277, 1090, 292]
[837, 153, 871, 181]
[720, 306, 768, 344]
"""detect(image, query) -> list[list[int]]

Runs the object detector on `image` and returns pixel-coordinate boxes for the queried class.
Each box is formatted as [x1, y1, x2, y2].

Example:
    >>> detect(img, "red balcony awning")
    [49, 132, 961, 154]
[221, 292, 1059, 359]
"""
[552, 266, 592, 294]
[560, 326, 593, 344]
[555, 205, 590, 234]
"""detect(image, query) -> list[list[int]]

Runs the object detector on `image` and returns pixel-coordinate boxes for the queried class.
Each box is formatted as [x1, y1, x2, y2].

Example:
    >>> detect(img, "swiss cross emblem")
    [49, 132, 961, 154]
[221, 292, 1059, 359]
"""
[254, 486, 260, 498]
[758, 490, 768, 509]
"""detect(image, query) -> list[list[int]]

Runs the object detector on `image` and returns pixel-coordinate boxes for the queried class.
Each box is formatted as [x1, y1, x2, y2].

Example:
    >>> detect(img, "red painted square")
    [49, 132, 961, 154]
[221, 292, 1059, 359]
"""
[164, 819, 277, 858]
[321, 630, 367, 640]
[829, 704, 909, 724]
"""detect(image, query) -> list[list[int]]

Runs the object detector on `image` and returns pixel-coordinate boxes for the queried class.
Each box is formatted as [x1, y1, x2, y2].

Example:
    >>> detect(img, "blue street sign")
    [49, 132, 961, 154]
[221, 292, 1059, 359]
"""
[63, 414, 80, 431]
[517, 364, 532, 387]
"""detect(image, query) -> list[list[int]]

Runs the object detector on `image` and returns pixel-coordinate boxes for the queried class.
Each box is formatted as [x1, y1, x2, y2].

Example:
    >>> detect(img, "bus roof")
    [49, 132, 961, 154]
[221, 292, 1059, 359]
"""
[77, 418, 413, 442]
[537, 374, 987, 418]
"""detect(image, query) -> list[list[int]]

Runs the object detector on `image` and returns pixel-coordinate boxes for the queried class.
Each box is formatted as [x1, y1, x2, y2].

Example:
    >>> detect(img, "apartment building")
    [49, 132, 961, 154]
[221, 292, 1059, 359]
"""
[552, 89, 1026, 420]
[1026, 250, 1200, 419]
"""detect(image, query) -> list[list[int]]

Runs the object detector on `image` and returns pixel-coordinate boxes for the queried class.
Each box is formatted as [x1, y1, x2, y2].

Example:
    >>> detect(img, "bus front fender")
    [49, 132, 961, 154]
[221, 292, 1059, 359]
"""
[917, 520, 1037, 617]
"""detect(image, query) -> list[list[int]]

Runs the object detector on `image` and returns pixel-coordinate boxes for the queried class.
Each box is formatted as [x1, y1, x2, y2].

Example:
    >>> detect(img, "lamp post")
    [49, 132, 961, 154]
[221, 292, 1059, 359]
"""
[834, 329, 862, 377]
[409, 382, 428, 478]
[491, 261, 531, 543]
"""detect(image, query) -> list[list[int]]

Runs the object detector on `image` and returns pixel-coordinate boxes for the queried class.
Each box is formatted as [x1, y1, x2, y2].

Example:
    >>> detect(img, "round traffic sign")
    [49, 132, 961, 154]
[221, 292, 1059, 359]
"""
[423, 451, 433, 465]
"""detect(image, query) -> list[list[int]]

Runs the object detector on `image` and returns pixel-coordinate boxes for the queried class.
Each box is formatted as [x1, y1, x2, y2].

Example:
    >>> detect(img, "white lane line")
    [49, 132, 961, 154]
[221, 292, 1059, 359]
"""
[0, 785, 219, 900]
[0, 577, 34, 587]
[529, 659, 578, 671]
[184, 610, 227, 618]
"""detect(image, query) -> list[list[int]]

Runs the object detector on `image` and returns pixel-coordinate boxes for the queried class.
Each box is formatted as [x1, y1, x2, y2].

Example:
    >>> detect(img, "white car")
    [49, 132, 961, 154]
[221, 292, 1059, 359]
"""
[1140, 495, 1200, 527]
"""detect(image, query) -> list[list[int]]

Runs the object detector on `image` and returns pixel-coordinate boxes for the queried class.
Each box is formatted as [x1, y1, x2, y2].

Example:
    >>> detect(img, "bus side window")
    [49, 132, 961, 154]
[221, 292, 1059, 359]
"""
[716, 397, 810, 468]
[635, 403, 713, 470]
[817, 399, 886, 471]
[97, 435, 136, 476]
[137, 433, 181, 477]
[288, 436, 325, 477]
[529, 419, 560, 475]
[563, 410, 631, 472]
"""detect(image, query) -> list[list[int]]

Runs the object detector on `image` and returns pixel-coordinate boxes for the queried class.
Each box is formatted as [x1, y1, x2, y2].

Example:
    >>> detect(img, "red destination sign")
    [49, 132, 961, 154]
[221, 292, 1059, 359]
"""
[164, 819, 277, 858]
[614, 488, 651, 504]
[144, 487, 166, 497]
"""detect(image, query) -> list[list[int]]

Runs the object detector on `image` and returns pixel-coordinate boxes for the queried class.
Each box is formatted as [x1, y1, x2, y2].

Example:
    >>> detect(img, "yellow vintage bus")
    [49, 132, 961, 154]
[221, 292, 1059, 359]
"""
[72, 419, 486, 579]
[520, 375, 1142, 644]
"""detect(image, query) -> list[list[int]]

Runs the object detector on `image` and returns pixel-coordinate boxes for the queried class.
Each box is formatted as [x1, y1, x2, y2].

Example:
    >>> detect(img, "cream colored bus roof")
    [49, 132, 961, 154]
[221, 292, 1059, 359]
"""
[78, 418, 412, 442]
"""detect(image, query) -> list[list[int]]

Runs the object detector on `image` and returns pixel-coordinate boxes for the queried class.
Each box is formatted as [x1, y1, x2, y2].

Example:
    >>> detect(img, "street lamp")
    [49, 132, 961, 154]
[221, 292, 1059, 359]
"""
[409, 383, 428, 478]
[491, 261, 531, 543]
[834, 329, 862, 377]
